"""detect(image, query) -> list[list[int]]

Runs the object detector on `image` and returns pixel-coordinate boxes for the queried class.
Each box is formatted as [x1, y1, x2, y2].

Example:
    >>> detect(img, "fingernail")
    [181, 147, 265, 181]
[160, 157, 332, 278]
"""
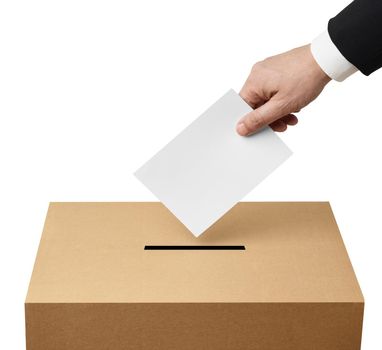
[236, 123, 249, 136]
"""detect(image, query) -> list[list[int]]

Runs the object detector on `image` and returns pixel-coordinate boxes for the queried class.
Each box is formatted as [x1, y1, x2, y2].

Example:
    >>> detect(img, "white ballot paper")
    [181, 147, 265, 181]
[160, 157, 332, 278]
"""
[135, 89, 292, 236]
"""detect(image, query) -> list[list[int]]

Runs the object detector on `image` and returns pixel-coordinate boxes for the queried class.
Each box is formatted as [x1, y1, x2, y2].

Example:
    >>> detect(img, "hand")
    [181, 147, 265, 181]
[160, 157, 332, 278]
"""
[237, 45, 331, 135]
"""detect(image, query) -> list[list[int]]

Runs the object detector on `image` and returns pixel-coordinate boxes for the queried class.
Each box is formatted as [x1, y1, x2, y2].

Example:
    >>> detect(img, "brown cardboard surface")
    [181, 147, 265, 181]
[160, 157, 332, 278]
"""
[25, 202, 364, 349]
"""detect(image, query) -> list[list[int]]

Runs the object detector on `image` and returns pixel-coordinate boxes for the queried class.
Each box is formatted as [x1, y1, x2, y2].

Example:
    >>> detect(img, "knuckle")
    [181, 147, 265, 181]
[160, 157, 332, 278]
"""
[251, 62, 263, 73]
[247, 84, 258, 97]
[275, 98, 295, 114]
[262, 57, 272, 64]
[276, 99, 288, 111]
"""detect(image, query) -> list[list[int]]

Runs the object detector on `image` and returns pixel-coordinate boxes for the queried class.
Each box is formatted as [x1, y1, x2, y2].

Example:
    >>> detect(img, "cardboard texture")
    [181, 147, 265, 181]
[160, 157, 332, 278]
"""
[25, 202, 364, 350]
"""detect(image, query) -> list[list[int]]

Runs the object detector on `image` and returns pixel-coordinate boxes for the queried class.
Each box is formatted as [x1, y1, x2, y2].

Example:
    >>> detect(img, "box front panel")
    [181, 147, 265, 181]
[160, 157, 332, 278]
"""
[25, 302, 363, 350]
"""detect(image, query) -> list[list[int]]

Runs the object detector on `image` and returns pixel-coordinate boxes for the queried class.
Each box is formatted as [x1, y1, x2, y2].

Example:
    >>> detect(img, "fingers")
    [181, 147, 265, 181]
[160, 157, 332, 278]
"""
[269, 114, 298, 132]
[239, 88, 264, 109]
[269, 119, 287, 132]
[236, 98, 288, 136]
[239, 66, 266, 108]
[237, 104, 299, 135]
[282, 114, 298, 126]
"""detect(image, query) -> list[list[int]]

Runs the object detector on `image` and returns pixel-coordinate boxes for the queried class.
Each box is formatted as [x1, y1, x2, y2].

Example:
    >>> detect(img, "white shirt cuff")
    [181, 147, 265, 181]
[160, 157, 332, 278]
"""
[310, 30, 358, 82]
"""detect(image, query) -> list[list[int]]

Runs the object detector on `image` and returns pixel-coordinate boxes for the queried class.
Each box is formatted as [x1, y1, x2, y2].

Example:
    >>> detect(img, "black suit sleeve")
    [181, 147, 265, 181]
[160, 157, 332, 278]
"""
[328, 0, 382, 75]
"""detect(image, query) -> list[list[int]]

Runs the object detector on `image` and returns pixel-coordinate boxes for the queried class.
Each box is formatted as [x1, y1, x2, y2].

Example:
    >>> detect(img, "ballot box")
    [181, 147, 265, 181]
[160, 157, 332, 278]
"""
[25, 202, 364, 350]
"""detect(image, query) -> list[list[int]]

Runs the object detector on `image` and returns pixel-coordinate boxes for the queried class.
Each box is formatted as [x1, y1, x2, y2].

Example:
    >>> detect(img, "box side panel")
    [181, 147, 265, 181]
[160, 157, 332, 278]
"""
[326, 202, 364, 301]
[25, 302, 364, 350]
[25, 203, 52, 303]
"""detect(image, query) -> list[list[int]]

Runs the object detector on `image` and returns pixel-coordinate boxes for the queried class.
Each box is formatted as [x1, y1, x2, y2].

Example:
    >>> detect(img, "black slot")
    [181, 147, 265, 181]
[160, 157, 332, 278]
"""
[144, 245, 245, 250]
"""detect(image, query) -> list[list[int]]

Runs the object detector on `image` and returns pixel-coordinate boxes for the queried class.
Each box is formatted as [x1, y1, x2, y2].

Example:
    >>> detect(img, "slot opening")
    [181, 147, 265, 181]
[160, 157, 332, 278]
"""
[144, 245, 245, 250]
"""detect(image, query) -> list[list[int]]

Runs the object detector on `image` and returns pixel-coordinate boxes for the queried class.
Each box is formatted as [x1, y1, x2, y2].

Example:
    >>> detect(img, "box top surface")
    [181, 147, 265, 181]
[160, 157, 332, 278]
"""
[26, 202, 363, 303]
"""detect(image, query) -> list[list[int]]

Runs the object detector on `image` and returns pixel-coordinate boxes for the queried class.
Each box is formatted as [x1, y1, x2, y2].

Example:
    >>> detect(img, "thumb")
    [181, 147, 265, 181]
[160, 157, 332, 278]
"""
[236, 98, 286, 136]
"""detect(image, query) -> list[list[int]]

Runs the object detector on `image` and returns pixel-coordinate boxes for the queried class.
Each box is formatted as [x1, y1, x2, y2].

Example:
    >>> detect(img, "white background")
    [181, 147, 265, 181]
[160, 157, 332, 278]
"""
[0, 0, 380, 348]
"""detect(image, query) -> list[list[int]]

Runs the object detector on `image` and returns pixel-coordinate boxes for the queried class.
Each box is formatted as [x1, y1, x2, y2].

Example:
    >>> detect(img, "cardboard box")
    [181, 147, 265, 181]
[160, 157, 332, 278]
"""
[25, 202, 364, 349]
